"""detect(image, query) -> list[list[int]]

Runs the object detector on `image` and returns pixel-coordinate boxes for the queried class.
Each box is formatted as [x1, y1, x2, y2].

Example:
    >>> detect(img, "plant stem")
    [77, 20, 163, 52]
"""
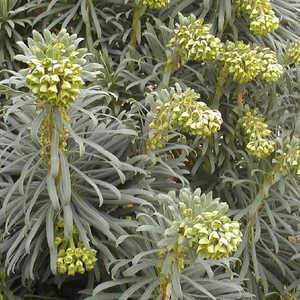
[129, 3, 146, 72]
[162, 275, 171, 300]
[213, 67, 227, 108]
[161, 68, 172, 89]
[85, 0, 97, 57]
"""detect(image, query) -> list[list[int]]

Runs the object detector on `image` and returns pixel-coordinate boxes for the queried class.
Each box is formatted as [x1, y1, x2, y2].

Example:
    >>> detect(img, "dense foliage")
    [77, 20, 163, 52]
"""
[0, 0, 299, 299]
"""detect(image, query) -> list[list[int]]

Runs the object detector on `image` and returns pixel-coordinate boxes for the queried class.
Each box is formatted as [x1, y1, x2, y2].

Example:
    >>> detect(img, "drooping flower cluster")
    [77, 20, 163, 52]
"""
[134, 0, 169, 8]
[285, 43, 300, 65]
[221, 41, 283, 83]
[147, 88, 222, 151]
[23, 29, 87, 108]
[241, 110, 275, 158]
[168, 14, 223, 69]
[55, 220, 97, 276]
[235, 0, 279, 35]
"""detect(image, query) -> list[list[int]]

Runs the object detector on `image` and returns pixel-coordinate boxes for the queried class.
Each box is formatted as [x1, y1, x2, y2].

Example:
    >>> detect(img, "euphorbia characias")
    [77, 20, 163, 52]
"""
[14, 28, 100, 274]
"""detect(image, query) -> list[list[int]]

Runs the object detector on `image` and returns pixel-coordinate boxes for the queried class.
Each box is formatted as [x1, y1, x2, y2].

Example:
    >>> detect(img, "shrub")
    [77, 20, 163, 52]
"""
[0, 0, 300, 299]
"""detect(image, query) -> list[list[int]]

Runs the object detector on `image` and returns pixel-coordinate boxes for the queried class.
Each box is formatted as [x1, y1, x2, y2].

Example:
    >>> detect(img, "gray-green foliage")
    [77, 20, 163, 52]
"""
[87, 188, 248, 300]
[0, 0, 300, 299]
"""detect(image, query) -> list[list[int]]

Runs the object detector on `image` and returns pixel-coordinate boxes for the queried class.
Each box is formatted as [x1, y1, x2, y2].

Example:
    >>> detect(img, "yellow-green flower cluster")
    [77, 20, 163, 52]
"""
[55, 220, 97, 276]
[147, 89, 222, 151]
[259, 48, 283, 82]
[24, 29, 87, 108]
[135, 0, 169, 8]
[274, 145, 300, 176]
[168, 14, 223, 69]
[221, 41, 282, 83]
[241, 110, 275, 158]
[235, 0, 279, 35]
[146, 132, 170, 151]
[176, 188, 242, 260]
[182, 211, 242, 259]
[26, 56, 83, 107]
[285, 43, 300, 65]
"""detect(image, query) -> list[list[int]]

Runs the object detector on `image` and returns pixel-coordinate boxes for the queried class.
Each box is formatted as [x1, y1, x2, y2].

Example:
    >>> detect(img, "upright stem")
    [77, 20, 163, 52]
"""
[162, 275, 171, 300]
[236, 88, 245, 108]
[0, 0, 8, 19]
[161, 68, 172, 89]
[129, 3, 146, 72]
[213, 67, 227, 108]
[85, 0, 97, 57]
[266, 84, 275, 114]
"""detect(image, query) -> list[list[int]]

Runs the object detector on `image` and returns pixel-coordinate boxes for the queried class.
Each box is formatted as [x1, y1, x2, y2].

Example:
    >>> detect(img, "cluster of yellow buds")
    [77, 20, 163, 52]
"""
[235, 0, 279, 35]
[177, 189, 242, 259]
[221, 41, 282, 83]
[146, 132, 170, 151]
[134, 0, 169, 8]
[182, 212, 242, 259]
[26, 56, 83, 107]
[168, 14, 223, 69]
[285, 43, 300, 65]
[274, 142, 300, 176]
[147, 88, 222, 151]
[20, 29, 87, 108]
[241, 110, 275, 158]
[55, 220, 97, 276]
[158, 188, 242, 261]
[259, 48, 284, 82]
